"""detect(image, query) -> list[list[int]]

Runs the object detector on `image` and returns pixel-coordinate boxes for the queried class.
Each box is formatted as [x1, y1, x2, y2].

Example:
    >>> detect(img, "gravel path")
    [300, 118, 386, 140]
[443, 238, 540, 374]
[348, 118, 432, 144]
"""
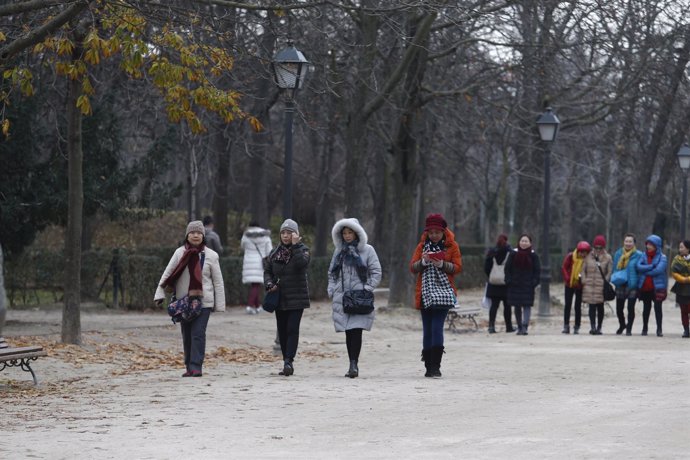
[2, 284, 688, 459]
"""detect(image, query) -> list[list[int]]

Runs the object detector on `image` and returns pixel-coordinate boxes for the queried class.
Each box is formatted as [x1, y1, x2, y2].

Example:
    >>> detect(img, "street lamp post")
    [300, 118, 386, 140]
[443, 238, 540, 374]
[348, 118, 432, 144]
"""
[272, 42, 310, 219]
[677, 144, 690, 240]
[536, 107, 560, 317]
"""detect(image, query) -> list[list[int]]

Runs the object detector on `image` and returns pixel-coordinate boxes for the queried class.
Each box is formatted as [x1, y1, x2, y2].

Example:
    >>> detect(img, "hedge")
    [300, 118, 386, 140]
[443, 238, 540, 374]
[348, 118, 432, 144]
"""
[4, 250, 563, 309]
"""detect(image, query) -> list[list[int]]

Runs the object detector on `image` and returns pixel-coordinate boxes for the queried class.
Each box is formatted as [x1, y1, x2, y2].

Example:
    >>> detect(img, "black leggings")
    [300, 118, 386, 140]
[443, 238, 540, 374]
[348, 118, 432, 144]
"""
[564, 286, 582, 328]
[589, 304, 604, 330]
[345, 328, 363, 361]
[489, 297, 512, 329]
[639, 291, 663, 330]
[275, 309, 304, 361]
[615, 296, 636, 329]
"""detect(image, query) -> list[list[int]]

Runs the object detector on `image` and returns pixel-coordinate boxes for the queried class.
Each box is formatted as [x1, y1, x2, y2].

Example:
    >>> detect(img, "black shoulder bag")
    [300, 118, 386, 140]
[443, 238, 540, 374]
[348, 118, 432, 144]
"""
[341, 265, 374, 315]
[597, 261, 616, 301]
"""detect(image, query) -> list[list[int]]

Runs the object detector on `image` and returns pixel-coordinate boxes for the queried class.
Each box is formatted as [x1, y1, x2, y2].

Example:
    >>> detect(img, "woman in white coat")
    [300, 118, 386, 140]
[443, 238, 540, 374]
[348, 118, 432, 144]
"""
[154, 221, 226, 377]
[327, 218, 382, 378]
[241, 222, 272, 314]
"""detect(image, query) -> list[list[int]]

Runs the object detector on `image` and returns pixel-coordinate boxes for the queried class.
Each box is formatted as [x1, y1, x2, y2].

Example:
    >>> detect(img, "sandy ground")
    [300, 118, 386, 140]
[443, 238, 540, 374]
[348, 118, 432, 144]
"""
[1, 284, 689, 459]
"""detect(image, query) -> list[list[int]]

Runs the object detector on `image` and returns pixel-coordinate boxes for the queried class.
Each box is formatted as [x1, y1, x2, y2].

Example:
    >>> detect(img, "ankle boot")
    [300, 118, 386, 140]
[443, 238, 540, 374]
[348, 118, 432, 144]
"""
[616, 323, 625, 335]
[422, 349, 432, 377]
[573, 326, 580, 335]
[488, 322, 496, 334]
[562, 325, 570, 334]
[522, 323, 529, 335]
[683, 326, 689, 338]
[280, 359, 294, 376]
[656, 328, 663, 337]
[641, 323, 648, 336]
[345, 359, 359, 378]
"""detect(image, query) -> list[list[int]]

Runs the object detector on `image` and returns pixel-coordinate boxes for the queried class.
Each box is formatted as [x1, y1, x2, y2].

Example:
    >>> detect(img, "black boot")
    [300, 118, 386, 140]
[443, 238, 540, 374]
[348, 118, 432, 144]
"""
[488, 322, 496, 334]
[683, 326, 689, 338]
[562, 325, 570, 334]
[422, 349, 432, 377]
[429, 346, 444, 378]
[280, 359, 294, 376]
[656, 328, 663, 337]
[345, 359, 359, 378]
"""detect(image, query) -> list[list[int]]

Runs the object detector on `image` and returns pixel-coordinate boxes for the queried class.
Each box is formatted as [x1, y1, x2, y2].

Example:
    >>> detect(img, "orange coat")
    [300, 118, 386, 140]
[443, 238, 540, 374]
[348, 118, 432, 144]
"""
[409, 228, 463, 310]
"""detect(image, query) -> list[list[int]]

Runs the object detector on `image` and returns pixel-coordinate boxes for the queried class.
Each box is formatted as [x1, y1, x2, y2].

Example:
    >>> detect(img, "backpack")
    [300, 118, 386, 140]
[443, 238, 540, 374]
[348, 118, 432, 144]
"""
[489, 257, 506, 285]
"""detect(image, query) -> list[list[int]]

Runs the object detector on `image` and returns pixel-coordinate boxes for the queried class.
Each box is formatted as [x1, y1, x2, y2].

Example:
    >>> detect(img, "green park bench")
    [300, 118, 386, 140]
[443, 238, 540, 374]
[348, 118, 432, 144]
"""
[0, 346, 47, 385]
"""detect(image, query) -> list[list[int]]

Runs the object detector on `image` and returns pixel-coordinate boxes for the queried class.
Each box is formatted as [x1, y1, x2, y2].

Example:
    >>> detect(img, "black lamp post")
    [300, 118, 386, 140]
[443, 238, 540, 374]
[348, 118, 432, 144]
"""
[272, 42, 310, 219]
[677, 144, 690, 240]
[536, 107, 560, 317]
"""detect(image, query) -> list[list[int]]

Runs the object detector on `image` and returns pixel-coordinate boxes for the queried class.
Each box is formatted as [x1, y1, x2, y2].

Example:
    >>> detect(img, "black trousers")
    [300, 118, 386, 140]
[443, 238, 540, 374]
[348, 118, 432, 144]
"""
[275, 309, 304, 361]
[615, 296, 636, 329]
[589, 303, 604, 330]
[563, 286, 582, 328]
[345, 328, 363, 360]
[181, 308, 211, 372]
[639, 291, 663, 330]
[489, 297, 512, 329]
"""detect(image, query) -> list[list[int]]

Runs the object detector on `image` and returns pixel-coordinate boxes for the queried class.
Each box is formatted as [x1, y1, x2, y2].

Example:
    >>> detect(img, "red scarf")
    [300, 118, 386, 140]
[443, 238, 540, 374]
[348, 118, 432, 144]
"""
[641, 250, 655, 292]
[160, 242, 205, 297]
[514, 246, 533, 269]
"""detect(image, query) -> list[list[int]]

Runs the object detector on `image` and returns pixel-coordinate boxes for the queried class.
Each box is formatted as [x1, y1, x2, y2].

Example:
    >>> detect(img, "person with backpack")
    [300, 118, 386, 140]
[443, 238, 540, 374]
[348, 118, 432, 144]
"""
[560, 241, 591, 334]
[484, 234, 513, 333]
[154, 221, 226, 377]
[240, 222, 273, 315]
[327, 218, 382, 378]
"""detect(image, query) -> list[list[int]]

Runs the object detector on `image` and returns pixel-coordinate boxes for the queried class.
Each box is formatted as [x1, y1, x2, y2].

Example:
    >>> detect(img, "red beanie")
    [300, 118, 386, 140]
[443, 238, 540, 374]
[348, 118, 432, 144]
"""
[425, 213, 447, 231]
[592, 235, 606, 247]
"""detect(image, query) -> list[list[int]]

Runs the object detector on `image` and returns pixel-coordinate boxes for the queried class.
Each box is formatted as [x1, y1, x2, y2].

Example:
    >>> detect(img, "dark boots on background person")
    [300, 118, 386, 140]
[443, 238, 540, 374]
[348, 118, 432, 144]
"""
[562, 325, 570, 334]
[424, 346, 444, 378]
[683, 326, 689, 338]
[345, 359, 359, 378]
[488, 322, 496, 334]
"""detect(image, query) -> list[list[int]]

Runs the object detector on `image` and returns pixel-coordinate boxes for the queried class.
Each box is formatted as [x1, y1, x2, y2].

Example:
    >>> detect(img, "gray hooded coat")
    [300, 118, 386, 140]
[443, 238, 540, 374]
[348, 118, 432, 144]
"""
[327, 218, 382, 332]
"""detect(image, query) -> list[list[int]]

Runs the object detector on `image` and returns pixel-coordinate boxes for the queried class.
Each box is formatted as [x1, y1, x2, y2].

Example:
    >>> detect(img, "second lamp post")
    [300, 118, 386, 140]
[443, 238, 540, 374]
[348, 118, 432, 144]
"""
[272, 42, 310, 219]
[536, 107, 560, 317]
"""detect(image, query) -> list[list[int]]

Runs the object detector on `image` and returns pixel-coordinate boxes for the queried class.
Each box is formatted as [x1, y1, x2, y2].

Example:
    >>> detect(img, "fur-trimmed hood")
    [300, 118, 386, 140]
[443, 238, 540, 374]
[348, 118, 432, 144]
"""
[331, 218, 368, 251]
[243, 227, 271, 239]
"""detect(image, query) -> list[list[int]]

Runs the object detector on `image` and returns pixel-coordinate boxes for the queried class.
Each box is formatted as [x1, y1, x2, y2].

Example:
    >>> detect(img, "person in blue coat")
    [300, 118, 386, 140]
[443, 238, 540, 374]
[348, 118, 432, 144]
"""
[611, 233, 643, 335]
[635, 234, 668, 337]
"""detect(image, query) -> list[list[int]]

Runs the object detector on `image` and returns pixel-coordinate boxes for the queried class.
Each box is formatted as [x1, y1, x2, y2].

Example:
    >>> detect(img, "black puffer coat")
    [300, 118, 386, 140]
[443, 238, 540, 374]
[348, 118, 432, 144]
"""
[264, 243, 311, 310]
[504, 249, 541, 307]
[484, 245, 511, 299]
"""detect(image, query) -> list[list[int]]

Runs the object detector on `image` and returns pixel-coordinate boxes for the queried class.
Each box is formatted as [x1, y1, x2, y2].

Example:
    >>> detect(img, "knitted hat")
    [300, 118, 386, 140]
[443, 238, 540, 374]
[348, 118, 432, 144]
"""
[424, 213, 447, 232]
[280, 218, 299, 234]
[592, 235, 606, 248]
[576, 241, 591, 252]
[186, 220, 205, 235]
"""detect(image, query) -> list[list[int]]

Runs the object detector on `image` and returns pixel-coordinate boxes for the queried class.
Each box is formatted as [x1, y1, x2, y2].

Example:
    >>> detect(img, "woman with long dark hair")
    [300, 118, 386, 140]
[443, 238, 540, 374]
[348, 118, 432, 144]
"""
[484, 234, 513, 333]
[154, 221, 226, 377]
[327, 218, 382, 378]
[505, 234, 541, 335]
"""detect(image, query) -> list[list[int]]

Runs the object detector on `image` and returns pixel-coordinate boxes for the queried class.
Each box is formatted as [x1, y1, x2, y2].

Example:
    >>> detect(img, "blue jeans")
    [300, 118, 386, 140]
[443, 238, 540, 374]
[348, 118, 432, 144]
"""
[421, 308, 448, 349]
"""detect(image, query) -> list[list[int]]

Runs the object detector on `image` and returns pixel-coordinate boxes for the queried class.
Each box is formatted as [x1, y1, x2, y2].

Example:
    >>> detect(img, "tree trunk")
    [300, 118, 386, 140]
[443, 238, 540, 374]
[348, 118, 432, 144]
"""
[62, 50, 84, 345]
[211, 127, 230, 245]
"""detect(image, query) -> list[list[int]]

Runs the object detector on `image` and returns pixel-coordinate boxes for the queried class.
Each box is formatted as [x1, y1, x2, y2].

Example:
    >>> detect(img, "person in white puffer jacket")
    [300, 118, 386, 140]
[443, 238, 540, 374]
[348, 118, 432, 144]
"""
[241, 222, 272, 314]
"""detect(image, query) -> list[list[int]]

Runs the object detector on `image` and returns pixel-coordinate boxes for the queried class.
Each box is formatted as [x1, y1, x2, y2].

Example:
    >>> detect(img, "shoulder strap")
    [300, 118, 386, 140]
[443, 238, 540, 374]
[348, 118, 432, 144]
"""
[251, 240, 263, 259]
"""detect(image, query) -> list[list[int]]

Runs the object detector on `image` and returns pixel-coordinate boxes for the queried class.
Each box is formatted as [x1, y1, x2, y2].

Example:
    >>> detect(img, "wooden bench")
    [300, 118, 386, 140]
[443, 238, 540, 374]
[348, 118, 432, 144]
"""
[446, 304, 483, 332]
[0, 346, 47, 385]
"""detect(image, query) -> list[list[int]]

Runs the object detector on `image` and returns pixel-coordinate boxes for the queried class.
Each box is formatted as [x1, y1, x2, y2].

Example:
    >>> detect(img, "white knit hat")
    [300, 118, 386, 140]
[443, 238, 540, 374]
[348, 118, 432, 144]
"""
[186, 220, 205, 235]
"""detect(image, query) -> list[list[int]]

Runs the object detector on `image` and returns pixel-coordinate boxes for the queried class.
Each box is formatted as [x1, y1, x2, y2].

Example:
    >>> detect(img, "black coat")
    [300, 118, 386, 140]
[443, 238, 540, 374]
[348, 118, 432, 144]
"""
[504, 249, 541, 307]
[484, 245, 511, 299]
[264, 243, 311, 310]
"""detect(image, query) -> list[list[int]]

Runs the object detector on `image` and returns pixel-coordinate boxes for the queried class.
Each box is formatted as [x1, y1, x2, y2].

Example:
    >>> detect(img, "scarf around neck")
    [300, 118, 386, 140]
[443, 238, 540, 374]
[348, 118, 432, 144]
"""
[569, 251, 585, 288]
[514, 246, 533, 269]
[423, 237, 445, 255]
[160, 242, 205, 297]
[271, 244, 292, 265]
[672, 254, 690, 276]
[331, 239, 368, 283]
[617, 247, 635, 270]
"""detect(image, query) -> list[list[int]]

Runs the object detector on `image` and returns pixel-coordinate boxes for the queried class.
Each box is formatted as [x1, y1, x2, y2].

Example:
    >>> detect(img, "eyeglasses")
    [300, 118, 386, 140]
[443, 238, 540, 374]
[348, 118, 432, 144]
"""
[593, 246, 603, 250]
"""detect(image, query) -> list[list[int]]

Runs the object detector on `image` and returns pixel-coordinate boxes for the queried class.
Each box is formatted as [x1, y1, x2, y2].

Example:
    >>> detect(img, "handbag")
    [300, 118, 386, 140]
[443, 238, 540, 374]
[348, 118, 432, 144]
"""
[488, 257, 506, 285]
[596, 262, 616, 301]
[343, 289, 375, 314]
[610, 269, 628, 287]
[655, 288, 667, 302]
[262, 288, 279, 313]
[481, 283, 491, 310]
[167, 295, 203, 324]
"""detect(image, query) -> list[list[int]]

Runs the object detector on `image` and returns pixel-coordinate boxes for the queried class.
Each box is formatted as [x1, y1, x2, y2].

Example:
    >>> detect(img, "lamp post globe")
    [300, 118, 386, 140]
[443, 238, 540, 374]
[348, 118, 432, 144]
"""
[271, 42, 310, 219]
